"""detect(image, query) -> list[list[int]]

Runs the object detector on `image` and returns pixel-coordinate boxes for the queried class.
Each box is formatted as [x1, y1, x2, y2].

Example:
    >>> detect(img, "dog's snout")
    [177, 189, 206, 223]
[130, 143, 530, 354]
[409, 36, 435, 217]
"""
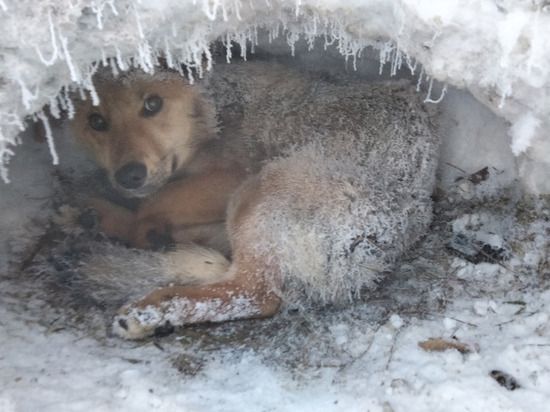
[114, 162, 147, 189]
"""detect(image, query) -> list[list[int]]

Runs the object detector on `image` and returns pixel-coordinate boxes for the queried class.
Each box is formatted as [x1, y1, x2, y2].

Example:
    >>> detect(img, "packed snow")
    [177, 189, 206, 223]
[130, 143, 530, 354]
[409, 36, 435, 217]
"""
[1, 0, 550, 191]
[1, 1, 550, 411]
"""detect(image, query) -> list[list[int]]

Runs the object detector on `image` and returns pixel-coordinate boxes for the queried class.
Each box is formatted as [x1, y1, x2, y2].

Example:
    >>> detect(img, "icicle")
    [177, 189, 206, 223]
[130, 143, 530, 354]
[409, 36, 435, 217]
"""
[390, 48, 403, 76]
[302, 12, 320, 51]
[89, 82, 100, 107]
[63, 87, 75, 119]
[268, 25, 277, 43]
[287, 32, 300, 57]
[58, 88, 68, 111]
[234, 0, 242, 20]
[187, 65, 195, 84]
[379, 42, 393, 75]
[424, 82, 448, 104]
[108, 0, 118, 16]
[423, 76, 434, 101]
[77, 85, 86, 101]
[92, 3, 105, 30]
[202, 0, 220, 21]
[416, 67, 424, 92]
[270, 23, 281, 44]
[100, 48, 108, 67]
[238, 34, 247, 61]
[404, 54, 418, 76]
[59, 32, 79, 82]
[36, 111, 59, 165]
[295, 0, 301, 16]
[164, 38, 175, 68]
[250, 31, 256, 54]
[136, 42, 154, 72]
[324, 33, 336, 50]
[83, 62, 101, 106]
[15, 76, 39, 110]
[174, 53, 185, 77]
[35, 11, 59, 66]
[225, 34, 233, 63]
[108, 57, 119, 77]
[0, 134, 15, 183]
[203, 44, 213, 73]
[250, 24, 258, 54]
[49, 96, 61, 119]
[221, 1, 228, 21]
[133, 3, 145, 39]
[57, 87, 71, 116]
[115, 46, 129, 72]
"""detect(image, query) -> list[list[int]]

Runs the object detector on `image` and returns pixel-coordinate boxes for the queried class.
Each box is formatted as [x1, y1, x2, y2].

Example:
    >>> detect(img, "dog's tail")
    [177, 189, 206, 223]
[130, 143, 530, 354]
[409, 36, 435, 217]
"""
[81, 242, 230, 297]
[38, 239, 230, 317]
[159, 244, 232, 286]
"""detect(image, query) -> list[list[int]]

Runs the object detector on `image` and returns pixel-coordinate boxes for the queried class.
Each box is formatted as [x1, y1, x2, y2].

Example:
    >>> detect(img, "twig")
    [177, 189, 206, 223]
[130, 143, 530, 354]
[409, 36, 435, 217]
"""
[386, 329, 402, 370]
[444, 162, 467, 174]
[338, 324, 382, 374]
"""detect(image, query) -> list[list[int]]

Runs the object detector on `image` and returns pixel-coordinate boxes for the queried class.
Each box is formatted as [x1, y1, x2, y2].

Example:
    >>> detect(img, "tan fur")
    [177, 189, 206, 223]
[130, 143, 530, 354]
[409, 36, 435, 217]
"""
[71, 62, 438, 339]
[72, 73, 245, 250]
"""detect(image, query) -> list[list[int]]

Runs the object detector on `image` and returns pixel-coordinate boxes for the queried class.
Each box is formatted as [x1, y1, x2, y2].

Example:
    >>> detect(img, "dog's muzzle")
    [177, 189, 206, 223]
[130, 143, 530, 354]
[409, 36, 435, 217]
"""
[114, 162, 147, 190]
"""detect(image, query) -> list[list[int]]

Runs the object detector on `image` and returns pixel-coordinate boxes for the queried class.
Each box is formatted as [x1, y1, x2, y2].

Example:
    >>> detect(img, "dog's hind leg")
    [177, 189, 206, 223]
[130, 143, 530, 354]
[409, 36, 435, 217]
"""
[112, 262, 281, 339]
[112, 176, 282, 339]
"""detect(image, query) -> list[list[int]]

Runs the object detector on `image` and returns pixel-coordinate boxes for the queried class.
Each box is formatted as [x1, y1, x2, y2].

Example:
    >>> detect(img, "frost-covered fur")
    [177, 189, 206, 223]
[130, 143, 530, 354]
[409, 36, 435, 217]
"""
[207, 63, 438, 304]
[70, 61, 438, 339]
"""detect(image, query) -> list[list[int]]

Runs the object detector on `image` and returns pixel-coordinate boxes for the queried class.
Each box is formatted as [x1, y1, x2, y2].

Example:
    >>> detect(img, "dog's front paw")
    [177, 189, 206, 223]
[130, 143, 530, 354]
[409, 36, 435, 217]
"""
[113, 305, 174, 340]
[76, 207, 101, 231]
[145, 227, 175, 251]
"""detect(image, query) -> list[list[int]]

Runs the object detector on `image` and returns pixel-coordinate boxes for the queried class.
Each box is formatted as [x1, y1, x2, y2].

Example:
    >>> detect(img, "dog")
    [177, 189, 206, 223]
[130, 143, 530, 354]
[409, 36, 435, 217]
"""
[70, 61, 438, 339]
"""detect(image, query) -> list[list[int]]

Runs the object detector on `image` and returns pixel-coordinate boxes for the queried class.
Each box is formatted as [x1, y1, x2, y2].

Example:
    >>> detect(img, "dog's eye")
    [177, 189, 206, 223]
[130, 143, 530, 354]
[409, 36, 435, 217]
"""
[88, 114, 108, 132]
[142, 95, 163, 116]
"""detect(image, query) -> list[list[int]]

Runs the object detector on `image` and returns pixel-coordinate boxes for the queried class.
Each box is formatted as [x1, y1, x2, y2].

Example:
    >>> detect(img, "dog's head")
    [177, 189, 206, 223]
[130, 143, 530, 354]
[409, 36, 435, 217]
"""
[71, 69, 216, 197]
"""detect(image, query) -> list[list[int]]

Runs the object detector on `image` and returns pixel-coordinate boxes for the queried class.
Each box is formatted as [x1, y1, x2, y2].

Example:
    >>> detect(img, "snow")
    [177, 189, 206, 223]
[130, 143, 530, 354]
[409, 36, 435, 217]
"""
[1, 0, 550, 411]
[510, 112, 541, 156]
[2, 273, 550, 411]
[0, 0, 550, 191]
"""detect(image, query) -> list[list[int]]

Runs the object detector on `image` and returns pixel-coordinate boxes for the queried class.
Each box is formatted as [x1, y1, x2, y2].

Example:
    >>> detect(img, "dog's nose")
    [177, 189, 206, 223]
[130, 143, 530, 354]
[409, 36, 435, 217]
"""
[114, 162, 147, 189]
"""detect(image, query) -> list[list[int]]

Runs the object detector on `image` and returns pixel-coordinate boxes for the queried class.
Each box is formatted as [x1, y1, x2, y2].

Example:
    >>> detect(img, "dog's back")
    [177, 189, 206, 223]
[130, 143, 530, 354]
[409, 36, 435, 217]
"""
[205, 62, 438, 305]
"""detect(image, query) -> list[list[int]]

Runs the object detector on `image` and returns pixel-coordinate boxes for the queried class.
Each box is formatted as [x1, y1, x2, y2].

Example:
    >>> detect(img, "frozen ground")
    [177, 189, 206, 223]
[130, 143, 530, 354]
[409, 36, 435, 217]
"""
[1, 49, 550, 411]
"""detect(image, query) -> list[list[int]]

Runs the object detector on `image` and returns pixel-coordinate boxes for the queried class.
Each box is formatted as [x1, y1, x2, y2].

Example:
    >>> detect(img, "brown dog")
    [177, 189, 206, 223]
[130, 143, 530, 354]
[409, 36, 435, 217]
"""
[71, 61, 438, 339]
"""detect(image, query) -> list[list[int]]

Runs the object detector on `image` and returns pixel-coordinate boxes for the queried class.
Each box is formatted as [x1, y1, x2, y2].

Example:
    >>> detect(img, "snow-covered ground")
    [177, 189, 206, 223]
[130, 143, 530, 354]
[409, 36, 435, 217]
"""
[2, 285, 549, 412]
[1, 1, 550, 411]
